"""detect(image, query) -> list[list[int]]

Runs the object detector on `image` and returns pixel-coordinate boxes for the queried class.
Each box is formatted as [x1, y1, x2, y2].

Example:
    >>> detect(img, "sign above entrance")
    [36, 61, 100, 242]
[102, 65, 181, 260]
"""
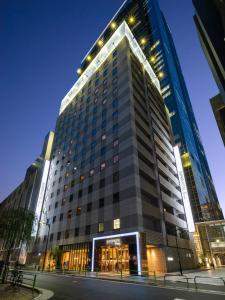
[106, 238, 121, 246]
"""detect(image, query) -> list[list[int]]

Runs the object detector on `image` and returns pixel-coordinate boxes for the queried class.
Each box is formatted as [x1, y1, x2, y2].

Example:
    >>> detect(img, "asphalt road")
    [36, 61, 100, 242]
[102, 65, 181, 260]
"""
[35, 273, 225, 300]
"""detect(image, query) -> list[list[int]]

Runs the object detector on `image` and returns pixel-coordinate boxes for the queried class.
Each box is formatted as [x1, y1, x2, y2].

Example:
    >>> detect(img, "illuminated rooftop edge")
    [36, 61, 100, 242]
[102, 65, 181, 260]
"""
[59, 21, 161, 115]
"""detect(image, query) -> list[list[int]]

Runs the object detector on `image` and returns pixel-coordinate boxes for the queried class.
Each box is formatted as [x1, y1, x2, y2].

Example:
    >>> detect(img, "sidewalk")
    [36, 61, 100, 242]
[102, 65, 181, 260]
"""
[0, 283, 38, 300]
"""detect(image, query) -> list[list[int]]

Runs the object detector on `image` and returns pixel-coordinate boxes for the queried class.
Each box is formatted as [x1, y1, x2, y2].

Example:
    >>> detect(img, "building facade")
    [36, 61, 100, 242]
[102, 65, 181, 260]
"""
[36, 22, 196, 274]
[193, 0, 225, 146]
[0, 132, 54, 263]
[194, 220, 225, 267]
[79, 0, 223, 222]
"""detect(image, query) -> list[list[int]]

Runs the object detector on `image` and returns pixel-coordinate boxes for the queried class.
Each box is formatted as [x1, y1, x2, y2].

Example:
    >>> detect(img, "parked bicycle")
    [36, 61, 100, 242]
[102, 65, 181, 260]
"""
[9, 269, 23, 286]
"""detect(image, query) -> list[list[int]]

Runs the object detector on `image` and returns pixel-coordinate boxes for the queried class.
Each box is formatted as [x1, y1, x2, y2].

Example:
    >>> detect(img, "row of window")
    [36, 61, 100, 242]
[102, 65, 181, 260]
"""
[45, 218, 121, 242]
[49, 192, 120, 215]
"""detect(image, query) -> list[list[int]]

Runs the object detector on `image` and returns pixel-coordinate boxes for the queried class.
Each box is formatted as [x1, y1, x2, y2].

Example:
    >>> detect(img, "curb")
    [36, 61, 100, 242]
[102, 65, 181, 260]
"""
[33, 287, 54, 300]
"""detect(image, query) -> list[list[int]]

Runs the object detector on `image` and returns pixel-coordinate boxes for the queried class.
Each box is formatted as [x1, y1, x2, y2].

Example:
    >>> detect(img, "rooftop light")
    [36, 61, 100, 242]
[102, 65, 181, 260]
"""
[158, 71, 164, 78]
[128, 16, 135, 24]
[140, 38, 147, 45]
[111, 21, 117, 30]
[150, 56, 156, 63]
[87, 55, 92, 62]
[97, 39, 104, 47]
[77, 68, 82, 75]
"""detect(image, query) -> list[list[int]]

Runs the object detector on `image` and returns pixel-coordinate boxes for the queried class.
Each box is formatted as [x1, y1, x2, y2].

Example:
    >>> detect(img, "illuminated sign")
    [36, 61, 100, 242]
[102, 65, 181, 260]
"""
[32, 160, 50, 237]
[59, 21, 160, 115]
[173, 146, 195, 233]
[106, 238, 121, 246]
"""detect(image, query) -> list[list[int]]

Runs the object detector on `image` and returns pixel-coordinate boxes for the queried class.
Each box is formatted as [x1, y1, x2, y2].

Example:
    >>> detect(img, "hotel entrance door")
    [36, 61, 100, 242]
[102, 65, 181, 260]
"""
[99, 244, 129, 273]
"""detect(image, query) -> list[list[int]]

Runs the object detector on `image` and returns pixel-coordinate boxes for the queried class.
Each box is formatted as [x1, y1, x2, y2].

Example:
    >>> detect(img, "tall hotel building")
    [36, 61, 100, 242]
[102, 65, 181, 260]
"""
[37, 21, 196, 274]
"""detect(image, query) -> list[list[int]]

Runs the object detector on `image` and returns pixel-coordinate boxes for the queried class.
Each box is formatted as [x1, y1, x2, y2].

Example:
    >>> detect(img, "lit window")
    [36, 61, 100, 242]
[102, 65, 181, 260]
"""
[113, 139, 119, 147]
[76, 207, 81, 215]
[80, 175, 85, 183]
[101, 134, 107, 141]
[113, 155, 119, 164]
[98, 223, 104, 233]
[100, 162, 106, 171]
[113, 218, 120, 230]
[89, 169, 95, 176]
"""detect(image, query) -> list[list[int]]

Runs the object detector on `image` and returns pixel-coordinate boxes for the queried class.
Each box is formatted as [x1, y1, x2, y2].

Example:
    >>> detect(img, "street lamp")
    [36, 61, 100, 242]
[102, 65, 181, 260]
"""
[41, 221, 51, 272]
[174, 227, 188, 276]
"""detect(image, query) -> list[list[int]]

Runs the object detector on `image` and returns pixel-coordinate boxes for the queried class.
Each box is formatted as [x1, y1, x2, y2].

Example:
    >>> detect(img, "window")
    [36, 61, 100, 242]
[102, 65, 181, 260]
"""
[101, 147, 106, 156]
[65, 230, 69, 239]
[113, 50, 117, 57]
[80, 175, 85, 183]
[57, 232, 61, 240]
[102, 98, 107, 105]
[98, 223, 104, 233]
[89, 169, 95, 176]
[62, 198, 66, 206]
[99, 179, 105, 188]
[91, 141, 96, 149]
[113, 124, 118, 133]
[76, 207, 81, 215]
[103, 79, 107, 86]
[101, 120, 107, 129]
[50, 233, 53, 242]
[75, 228, 79, 237]
[112, 99, 118, 108]
[58, 177, 62, 183]
[113, 192, 120, 203]
[60, 213, 63, 221]
[78, 189, 83, 198]
[112, 111, 118, 120]
[63, 185, 68, 192]
[71, 180, 75, 188]
[100, 162, 106, 171]
[53, 216, 56, 223]
[67, 210, 72, 219]
[113, 218, 120, 230]
[90, 154, 95, 162]
[103, 69, 108, 77]
[69, 194, 73, 202]
[113, 172, 119, 183]
[112, 67, 117, 76]
[113, 155, 119, 164]
[55, 202, 58, 209]
[113, 139, 119, 147]
[101, 134, 106, 141]
[51, 192, 54, 198]
[99, 198, 104, 208]
[88, 185, 93, 193]
[85, 225, 91, 235]
[87, 202, 92, 212]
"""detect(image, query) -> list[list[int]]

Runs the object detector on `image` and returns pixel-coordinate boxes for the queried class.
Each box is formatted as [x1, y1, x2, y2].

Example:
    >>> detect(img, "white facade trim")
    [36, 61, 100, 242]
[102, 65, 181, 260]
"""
[59, 21, 160, 115]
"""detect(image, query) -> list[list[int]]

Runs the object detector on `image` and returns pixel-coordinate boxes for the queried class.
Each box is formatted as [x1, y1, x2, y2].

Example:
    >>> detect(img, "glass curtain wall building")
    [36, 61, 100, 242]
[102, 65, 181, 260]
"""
[193, 0, 225, 146]
[79, 0, 223, 222]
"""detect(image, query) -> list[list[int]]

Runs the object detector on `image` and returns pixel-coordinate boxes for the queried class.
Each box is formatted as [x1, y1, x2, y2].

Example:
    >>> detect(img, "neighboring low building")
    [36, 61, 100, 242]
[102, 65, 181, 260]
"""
[0, 131, 54, 264]
[194, 220, 225, 267]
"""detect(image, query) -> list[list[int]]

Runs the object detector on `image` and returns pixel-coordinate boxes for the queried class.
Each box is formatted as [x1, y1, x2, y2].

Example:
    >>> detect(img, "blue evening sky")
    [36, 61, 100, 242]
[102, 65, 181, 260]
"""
[0, 0, 224, 214]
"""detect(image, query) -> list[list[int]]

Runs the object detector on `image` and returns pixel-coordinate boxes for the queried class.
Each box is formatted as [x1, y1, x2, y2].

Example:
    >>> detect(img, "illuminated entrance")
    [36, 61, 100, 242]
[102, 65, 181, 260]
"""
[92, 232, 141, 275]
[99, 244, 129, 272]
[61, 243, 90, 271]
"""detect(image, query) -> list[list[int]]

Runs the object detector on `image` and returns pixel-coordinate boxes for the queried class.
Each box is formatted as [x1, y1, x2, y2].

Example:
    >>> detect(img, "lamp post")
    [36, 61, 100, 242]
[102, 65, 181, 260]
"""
[42, 222, 51, 272]
[174, 227, 186, 276]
